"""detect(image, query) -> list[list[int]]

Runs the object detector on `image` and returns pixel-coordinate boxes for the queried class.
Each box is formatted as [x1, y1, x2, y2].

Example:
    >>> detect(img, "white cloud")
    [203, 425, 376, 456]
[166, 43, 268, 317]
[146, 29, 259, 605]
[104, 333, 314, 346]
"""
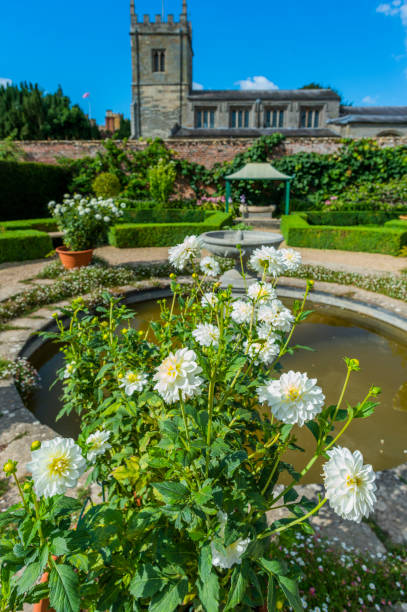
[0, 78, 12, 88]
[235, 75, 279, 91]
[192, 82, 204, 90]
[377, 1, 407, 25]
[362, 95, 378, 104]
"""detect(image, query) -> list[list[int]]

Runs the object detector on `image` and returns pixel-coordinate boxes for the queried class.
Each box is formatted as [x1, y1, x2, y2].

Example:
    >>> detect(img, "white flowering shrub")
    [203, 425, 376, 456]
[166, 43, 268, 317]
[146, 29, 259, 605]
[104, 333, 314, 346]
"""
[0, 238, 381, 612]
[48, 194, 125, 251]
[0, 357, 41, 403]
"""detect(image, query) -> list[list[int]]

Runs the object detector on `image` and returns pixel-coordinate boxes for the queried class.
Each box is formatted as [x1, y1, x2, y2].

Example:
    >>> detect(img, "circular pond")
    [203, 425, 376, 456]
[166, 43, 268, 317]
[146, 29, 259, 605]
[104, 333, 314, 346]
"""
[26, 298, 407, 483]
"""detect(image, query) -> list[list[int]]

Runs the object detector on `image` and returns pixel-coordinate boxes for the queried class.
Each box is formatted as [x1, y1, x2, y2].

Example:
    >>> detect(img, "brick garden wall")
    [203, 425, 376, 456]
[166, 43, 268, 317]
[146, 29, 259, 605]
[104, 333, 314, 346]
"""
[16, 136, 407, 169]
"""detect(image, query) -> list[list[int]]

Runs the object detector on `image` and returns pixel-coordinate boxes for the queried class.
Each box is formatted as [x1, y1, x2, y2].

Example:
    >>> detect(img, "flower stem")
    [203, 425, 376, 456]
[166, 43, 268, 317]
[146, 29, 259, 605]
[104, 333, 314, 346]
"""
[178, 391, 190, 446]
[266, 496, 328, 537]
[12, 473, 28, 511]
[33, 494, 46, 546]
[332, 366, 352, 421]
[205, 377, 216, 477]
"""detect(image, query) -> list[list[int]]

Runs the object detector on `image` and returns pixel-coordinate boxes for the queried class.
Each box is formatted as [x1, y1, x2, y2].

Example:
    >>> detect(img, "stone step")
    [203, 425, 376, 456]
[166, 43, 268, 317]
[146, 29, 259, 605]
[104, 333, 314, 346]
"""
[235, 217, 281, 228]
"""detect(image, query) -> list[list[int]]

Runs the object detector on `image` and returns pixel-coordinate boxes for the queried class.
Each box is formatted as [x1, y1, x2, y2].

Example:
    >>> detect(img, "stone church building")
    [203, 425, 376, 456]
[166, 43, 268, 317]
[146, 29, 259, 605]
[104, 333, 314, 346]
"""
[130, 1, 407, 140]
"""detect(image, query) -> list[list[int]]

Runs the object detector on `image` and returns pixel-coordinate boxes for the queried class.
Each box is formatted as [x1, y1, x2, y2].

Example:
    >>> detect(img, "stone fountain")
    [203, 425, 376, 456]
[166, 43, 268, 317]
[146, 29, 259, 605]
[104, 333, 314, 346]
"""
[201, 229, 284, 293]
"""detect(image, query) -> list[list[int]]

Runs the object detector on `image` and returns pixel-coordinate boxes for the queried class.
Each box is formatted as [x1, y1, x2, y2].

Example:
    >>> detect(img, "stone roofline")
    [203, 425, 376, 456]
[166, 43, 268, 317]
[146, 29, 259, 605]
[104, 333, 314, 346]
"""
[188, 88, 341, 101]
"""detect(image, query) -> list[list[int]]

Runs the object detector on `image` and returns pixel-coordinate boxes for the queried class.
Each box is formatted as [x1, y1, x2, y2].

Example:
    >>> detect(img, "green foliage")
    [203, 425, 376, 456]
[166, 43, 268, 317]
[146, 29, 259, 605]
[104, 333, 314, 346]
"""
[281, 213, 407, 255]
[0, 138, 27, 161]
[0, 230, 53, 263]
[305, 210, 407, 226]
[321, 175, 407, 211]
[0, 218, 58, 232]
[147, 158, 177, 205]
[92, 172, 121, 198]
[0, 160, 71, 221]
[108, 212, 232, 248]
[0, 82, 100, 140]
[122, 208, 205, 224]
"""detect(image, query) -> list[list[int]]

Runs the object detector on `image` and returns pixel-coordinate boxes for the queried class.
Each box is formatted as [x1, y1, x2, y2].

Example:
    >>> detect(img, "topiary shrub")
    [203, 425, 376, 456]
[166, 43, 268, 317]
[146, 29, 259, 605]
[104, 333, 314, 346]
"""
[92, 172, 121, 198]
[147, 159, 176, 206]
[0, 230, 53, 263]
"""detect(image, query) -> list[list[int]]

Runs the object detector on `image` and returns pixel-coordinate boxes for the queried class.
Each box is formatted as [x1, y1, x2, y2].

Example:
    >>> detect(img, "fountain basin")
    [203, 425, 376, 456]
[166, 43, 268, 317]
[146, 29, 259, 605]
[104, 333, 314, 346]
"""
[201, 230, 284, 292]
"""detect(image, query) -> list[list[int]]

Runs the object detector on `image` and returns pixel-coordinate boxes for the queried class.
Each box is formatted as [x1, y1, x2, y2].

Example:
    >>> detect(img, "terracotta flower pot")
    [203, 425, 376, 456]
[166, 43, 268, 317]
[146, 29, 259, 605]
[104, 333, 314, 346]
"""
[33, 570, 54, 612]
[56, 245, 94, 270]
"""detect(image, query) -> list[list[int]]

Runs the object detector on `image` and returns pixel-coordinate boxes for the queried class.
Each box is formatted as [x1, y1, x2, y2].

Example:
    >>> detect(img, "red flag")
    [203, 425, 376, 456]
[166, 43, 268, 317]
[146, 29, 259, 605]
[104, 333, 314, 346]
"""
[82, 92, 90, 99]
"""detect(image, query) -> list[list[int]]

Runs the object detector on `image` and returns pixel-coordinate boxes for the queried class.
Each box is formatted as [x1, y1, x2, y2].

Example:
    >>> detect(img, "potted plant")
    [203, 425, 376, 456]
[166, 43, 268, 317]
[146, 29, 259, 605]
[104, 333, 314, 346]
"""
[48, 194, 125, 269]
[0, 241, 379, 611]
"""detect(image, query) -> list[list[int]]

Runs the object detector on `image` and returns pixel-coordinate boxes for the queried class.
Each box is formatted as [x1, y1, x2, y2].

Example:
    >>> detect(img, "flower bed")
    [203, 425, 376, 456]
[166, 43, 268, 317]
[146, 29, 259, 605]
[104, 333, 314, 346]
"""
[0, 237, 384, 611]
[281, 213, 407, 255]
[0, 229, 53, 263]
[108, 211, 232, 248]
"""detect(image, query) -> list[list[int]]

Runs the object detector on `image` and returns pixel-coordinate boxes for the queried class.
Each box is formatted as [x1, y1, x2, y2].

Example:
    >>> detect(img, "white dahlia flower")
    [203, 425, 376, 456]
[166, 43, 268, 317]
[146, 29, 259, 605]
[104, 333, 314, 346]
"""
[211, 512, 250, 570]
[247, 282, 276, 303]
[87, 430, 112, 463]
[192, 323, 220, 347]
[257, 301, 294, 332]
[63, 362, 76, 379]
[119, 371, 148, 396]
[231, 300, 253, 324]
[249, 246, 285, 278]
[153, 348, 203, 403]
[256, 323, 278, 341]
[245, 338, 279, 365]
[323, 447, 377, 523]
[257, 371, 325, 426]
[201, 292, 218, 308]
[280, 248, 302, 272]
[200, 256, 220, 276]
[168, 235, 201, 270]
[26, 437, 86, 498]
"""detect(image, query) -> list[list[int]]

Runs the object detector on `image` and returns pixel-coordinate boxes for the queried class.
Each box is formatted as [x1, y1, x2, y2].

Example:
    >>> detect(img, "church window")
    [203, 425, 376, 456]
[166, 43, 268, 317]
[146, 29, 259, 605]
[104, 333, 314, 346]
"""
[152, 49, 165, 72]
[195, 108, 215, 129]
[265, 109, 284, 128]
[230, 109, 249, 128]
[300, 108, 320, 128]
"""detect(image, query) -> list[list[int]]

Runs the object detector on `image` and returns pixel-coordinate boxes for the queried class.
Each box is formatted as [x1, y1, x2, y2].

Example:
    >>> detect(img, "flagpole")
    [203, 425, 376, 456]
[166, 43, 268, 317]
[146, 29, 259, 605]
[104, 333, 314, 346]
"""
[162, 0, 164, 20]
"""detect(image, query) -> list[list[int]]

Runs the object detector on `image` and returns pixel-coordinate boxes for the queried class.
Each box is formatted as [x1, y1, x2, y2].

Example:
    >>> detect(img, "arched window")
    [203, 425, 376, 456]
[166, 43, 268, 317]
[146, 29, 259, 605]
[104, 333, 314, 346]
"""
[152, 49, 165, 72]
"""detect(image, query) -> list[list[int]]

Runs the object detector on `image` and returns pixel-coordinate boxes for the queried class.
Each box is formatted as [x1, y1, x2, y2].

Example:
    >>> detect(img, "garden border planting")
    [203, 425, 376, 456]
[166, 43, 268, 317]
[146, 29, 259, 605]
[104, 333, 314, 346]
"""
[108, 211, 233, 248]
[0, 230, 53, 264]
[122, 208, 205, 224]
[281, 213, 407, 255]
[0, 218, 58, 232]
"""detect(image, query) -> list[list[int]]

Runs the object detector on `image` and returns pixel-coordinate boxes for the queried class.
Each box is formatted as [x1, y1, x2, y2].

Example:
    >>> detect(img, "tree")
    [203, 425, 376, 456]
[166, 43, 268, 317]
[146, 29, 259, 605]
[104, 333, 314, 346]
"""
[300, 82, 352, 106]
[113, 117, 131, 139]
[0, 82, 100, 140]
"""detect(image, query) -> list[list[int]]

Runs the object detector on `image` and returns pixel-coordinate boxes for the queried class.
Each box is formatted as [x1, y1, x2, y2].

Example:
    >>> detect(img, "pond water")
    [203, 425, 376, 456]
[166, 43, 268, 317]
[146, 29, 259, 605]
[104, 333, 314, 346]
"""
[27, 299, 407, 483]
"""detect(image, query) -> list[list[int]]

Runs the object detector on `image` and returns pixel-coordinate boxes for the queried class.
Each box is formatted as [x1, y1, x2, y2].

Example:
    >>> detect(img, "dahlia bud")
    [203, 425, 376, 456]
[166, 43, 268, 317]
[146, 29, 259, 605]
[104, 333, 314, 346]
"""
[3, 460, 17, 475]
[31, 440, 41, 451]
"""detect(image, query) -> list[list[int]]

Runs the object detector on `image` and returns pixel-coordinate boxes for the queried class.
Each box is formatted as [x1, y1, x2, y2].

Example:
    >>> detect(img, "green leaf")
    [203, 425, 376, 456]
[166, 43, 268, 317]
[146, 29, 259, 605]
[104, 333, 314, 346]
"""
[259, 558, 287, 576]
[197, 573, 219, 612]
[51, 496, 82, 518]
[17, 562, 42, 595]
[148, 577, 188, 612]
[152, 482, 189, 504]
[51, 537, 70, 556]
[130, 564, 166, 599]
[224, 566, 247, 611]
[68, 553, 89, 573]
[305, 421, 320, 442]
[267, 576, 276, 612]
[198, 544, 212, 583]
[48, 563, 80, 612]
[277, 575, 302, 612]
[223, 450, 248, 478]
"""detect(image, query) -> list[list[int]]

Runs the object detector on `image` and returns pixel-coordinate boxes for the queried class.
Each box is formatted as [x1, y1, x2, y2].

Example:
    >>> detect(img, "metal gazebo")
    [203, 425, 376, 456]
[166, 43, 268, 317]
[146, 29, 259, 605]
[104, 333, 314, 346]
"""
[225, 162, 293, 215]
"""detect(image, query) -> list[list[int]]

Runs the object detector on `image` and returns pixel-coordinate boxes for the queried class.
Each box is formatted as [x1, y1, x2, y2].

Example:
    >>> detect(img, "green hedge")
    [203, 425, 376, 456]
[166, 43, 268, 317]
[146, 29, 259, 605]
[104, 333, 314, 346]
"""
[281, 214, 407, 256]
[0, 218, 58, 232]
[0, 161, 71, 221]
[122, 208, 205, 224]
[384, 219, 407, 230]
[306, 210, 407, 227]
[0, 230, 53, 263]
[109, 212, 232, 248]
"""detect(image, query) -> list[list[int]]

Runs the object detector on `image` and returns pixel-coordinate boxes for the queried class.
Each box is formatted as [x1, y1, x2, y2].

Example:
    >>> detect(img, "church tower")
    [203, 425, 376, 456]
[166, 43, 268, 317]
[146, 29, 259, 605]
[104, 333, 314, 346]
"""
[130, 1, 193, 138]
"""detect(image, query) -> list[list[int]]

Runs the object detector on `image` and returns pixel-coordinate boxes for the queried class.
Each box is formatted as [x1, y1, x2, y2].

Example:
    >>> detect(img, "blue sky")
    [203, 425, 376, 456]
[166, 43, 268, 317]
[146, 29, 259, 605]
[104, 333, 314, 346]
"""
[1, 0, 407, 124]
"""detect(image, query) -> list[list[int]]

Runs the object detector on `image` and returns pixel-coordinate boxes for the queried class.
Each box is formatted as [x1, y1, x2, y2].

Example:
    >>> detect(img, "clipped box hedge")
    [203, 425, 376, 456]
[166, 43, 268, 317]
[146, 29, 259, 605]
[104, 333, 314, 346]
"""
[0, 230, 53, 263]
[306, 210, 407, 227]
[0, 161, 71, 221]
[281, 213, 407, 256]
[122, 208, 205, 224]
[0, 218, 58, 232]
[109, 211, 232, 248]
